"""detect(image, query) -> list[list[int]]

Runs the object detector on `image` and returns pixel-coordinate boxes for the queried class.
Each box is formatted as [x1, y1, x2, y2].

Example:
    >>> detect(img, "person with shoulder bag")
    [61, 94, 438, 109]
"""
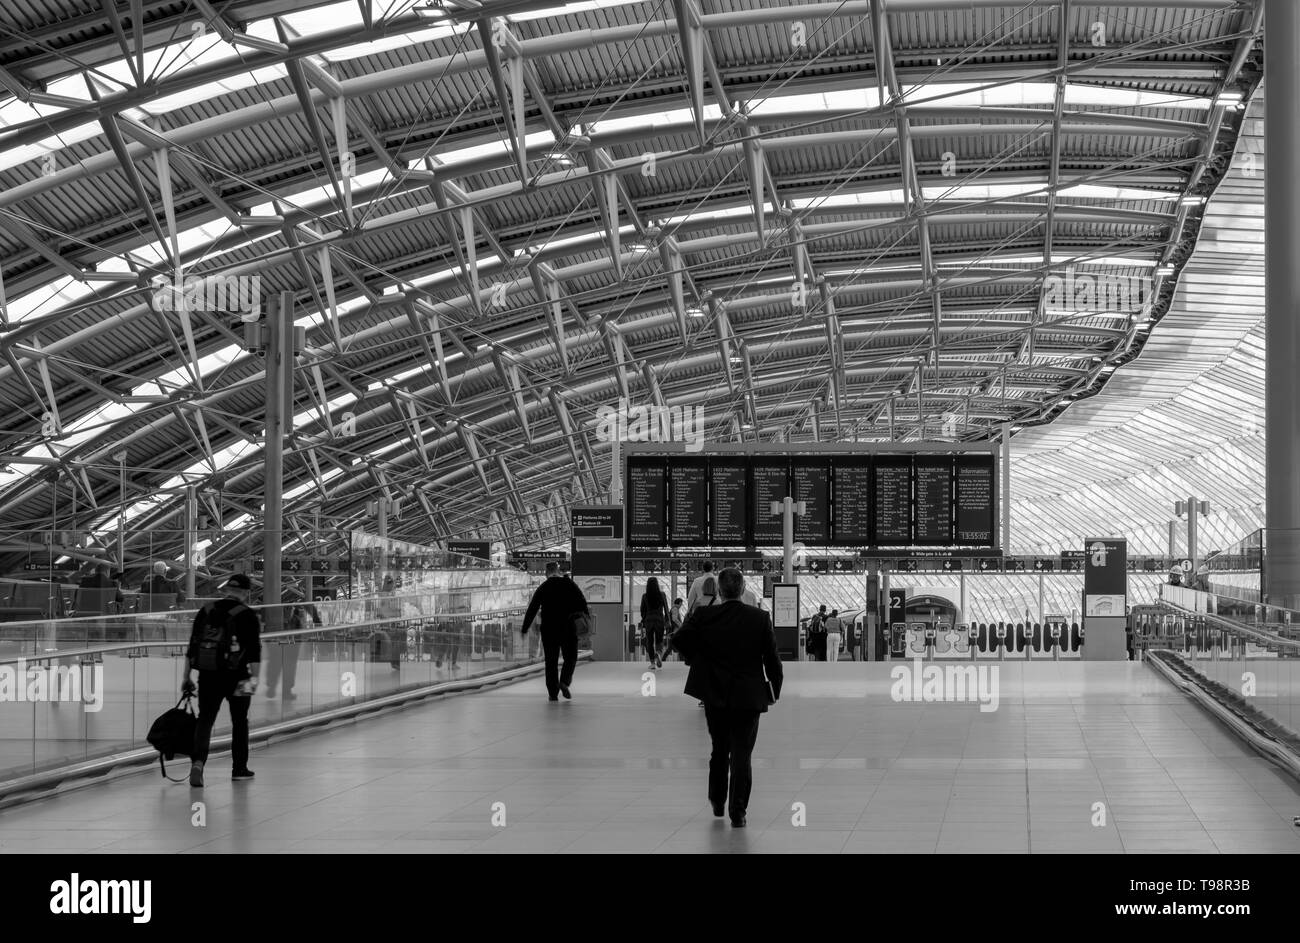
[181, 574, 262, 787]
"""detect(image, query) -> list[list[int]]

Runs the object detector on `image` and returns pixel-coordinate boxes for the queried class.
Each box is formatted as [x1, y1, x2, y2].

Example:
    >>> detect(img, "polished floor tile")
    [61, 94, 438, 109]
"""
[0, 662, 1297, 854]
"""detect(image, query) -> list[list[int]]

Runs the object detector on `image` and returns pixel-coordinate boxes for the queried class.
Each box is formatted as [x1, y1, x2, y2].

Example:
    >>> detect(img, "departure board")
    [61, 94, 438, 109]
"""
[831, 459, 872, 545]
[955, 456, 996, 546]
[668, 458, 708, 545]
[709, 459, 749, 545]
[872, 457, 912, 545]
[627, 452, 996, 550]
[750, 460, 789, 546]
[626, 457, 666, 547]
[914, 458, 953, 544]
[791, 460, 830, 544]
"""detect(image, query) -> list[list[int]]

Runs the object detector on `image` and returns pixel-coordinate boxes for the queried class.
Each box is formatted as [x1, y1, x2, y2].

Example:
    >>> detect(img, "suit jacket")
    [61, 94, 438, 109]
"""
[670, 599, 784, 712]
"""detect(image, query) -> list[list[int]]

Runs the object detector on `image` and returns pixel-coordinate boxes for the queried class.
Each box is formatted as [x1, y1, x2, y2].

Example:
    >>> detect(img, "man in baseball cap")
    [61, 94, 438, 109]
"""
[182, 573, 262, 786]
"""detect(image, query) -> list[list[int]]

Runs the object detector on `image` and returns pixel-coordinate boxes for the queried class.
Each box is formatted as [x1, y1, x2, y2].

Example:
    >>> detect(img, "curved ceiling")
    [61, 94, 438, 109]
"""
[0, 0, 1265, 571]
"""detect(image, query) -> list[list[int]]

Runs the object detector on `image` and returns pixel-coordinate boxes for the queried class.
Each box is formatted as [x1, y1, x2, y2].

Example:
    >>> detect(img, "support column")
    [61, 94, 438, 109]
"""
[1186, 494, 1199, 574]
[782, 496, 795, 583]
[609, 436, 622, 504]
[959, 571, 968, 624]
[183, 485, 197, 601]
[115, 451, 126, 572]
[1000, 425, 1012, 552]
[1267, 0, 1300, 608]
[1168, 519, 1177, 558]
[263, 291, 292, 629]
[1037, 572, 1045, 626]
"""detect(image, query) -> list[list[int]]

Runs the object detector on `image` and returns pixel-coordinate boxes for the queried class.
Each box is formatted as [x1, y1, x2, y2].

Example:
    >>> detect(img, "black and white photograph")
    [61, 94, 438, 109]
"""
[0, 0, 1289, 924]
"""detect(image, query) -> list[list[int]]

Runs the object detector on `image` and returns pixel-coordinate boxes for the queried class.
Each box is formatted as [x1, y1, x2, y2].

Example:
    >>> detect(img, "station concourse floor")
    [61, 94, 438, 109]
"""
[0, 661, 1298, 854]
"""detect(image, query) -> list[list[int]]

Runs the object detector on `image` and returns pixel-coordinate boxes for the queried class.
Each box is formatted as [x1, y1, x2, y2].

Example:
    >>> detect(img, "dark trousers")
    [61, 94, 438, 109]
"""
[644, 625, 664, 660]
[540, 626, 578, 697]
[703, 705, 761, 818]
[192, 671, 251, 770]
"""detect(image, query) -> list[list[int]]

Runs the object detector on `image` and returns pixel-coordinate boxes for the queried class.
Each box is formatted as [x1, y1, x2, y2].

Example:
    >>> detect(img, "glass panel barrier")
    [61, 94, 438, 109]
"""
[1149, 584, 1300, 747]
[0, 599, 548, 788]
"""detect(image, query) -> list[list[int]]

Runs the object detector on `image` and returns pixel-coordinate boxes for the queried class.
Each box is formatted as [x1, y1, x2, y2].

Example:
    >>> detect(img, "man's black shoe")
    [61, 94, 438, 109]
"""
[559, 683, 571, 699]
[730, 816, 746, 828]
[232, 768, 255, 781]
[711, 800, 724, 818]
[548, 695, 559, 701]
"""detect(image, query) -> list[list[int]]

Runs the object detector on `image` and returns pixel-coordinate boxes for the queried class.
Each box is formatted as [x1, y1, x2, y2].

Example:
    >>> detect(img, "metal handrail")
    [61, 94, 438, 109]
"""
[1156, 600, 1300, 651]
[0, 606, 530, 666]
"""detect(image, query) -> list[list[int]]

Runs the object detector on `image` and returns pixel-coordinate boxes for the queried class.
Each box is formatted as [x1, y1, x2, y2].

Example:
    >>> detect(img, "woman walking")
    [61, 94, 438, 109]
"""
[641, 577, 670, 669]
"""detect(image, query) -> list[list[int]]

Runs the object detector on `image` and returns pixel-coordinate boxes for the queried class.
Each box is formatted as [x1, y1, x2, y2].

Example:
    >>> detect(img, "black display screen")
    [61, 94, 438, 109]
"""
[668, 458, 708, 546]
[626, 457, 666, 547]
[954, 456, 996, 546]
[791, 459, 830, 545]
[709, 459, 749, 545]
[750, 460, 789, 547]
[831, 458, 872, 546]
[872, 457, 912, 545]
[914, 458, 953, 544]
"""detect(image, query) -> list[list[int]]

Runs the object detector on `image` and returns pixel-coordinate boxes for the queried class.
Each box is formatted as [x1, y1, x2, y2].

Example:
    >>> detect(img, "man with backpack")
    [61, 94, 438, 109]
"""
[686, 562, 720, 615]
[181, 573, 262, 787]
[806, 605, 827, 660]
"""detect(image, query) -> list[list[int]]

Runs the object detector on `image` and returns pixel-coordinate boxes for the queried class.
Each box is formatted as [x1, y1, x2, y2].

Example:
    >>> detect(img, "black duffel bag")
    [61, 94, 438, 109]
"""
[147, 693, 197, 782]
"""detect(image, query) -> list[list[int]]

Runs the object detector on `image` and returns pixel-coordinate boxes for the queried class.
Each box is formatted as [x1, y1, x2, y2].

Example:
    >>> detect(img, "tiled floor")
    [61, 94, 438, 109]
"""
[0, 661, 1297, 854]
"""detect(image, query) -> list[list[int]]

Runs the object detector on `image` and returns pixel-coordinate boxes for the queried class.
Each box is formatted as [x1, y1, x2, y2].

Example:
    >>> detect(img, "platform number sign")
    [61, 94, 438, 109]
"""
[888, 589, 907, 625]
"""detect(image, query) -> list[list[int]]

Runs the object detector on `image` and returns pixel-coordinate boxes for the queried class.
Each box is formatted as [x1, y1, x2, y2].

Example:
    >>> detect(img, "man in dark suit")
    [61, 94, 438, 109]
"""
[670, 567, 783, 828]
[520, 562, 590, 701]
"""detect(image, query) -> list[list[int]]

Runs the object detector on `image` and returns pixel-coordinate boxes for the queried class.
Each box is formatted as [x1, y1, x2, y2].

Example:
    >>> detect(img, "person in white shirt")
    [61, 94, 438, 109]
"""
[825, 609, 843, 663]
[686, 562, 720, 615]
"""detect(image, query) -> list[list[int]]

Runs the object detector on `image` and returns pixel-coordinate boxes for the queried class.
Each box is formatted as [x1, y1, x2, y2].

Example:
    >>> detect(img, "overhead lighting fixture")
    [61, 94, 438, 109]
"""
[544, 151, 575, 168]
[1155, 264, 1174, 278]
[1180, 195, 1206, 206]
[728, 354, 742, 365]
[686, 305, 705, 318]
[1216, 89, 1245, 109]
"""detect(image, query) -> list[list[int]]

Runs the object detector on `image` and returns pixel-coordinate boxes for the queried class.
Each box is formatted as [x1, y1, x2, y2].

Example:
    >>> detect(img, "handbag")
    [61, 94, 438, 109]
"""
[146, 693, 197, 783]
[571, 610, 592, 636]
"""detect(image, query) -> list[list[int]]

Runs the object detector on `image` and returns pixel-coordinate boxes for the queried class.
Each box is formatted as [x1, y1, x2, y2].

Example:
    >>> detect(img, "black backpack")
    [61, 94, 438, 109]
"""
[147, 694, 197, 782]
[194, 602, 247, 672]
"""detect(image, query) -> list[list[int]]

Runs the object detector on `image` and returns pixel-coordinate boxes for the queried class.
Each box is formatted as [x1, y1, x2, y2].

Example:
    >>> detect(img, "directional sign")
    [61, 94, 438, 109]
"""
[807, 559, 828, 573]
[941, 559, 963, 572]
[284, 558, 303, 573]
[978, 558, 1001, 572]
[1032, 559, 1054, 572]
[831, 558, 855, 572]
[896, 559, 919, 573]
[1006, 558, 1027, 572]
